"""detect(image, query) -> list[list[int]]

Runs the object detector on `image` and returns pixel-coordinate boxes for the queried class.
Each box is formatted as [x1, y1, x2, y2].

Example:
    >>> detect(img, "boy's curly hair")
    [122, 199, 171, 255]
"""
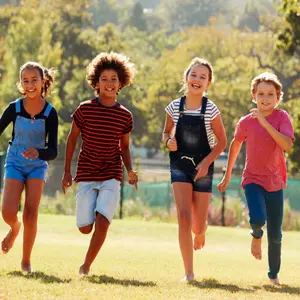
[86, 52, 135, 96]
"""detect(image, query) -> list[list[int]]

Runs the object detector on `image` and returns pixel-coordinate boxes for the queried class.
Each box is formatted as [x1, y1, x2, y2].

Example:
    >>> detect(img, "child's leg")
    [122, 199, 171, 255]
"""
[22, 178, 44, 271]
[79, 179, 120, 275]
[80, 213, 110, 275]
[1, 178, 23, 254]
[172, 182, 194, 280]
[265, 189, 283, 281]
[244, 184, 267, 260]
[192, 192, 210, 250]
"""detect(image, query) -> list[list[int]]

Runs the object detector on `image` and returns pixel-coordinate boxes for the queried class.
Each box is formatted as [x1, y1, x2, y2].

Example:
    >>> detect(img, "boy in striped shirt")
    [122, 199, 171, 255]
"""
[62, 52, 138, 275]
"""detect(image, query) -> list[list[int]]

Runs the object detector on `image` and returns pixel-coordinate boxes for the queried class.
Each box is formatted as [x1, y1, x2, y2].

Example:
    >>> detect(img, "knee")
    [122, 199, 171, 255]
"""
[23, 209, 38, 226]
[2, 208, 17, 224]
[177, 210, 192, 231]
[94, 214, 110, 232]
[268, 233, 282, 244]
[78, 224, 93, 234]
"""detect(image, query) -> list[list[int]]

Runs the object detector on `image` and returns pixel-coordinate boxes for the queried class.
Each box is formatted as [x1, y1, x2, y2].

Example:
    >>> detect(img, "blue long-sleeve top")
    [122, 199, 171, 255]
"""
[0, 100, 58, 161]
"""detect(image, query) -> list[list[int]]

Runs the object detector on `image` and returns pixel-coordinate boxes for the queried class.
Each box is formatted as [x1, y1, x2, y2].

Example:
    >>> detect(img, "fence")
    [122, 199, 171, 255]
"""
[122, 178, 300, 212]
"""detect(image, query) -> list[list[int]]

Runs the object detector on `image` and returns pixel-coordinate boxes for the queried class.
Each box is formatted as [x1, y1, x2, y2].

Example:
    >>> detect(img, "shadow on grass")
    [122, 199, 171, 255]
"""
[86, 275, 156, 287]
[8, 271, 71, 284]
[253, 284, 300, 295]
[190, 278, 254, 293]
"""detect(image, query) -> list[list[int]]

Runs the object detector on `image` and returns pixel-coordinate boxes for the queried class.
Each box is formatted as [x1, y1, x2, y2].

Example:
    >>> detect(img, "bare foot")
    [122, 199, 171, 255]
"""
[79, 264, 90, 276]
[269, 278, 281, 286]
[1, 222, 21, 254]
[181, 273, 195, 282]
[251, 237, 262, 260]
[21, 261, 32, 273]
[194, 223, 208, 250]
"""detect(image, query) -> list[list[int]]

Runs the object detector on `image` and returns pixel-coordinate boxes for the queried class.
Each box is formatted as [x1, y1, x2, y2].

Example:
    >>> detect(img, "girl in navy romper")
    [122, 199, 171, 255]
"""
[0, 62, 58, 272]
[162, 57, 227, 282]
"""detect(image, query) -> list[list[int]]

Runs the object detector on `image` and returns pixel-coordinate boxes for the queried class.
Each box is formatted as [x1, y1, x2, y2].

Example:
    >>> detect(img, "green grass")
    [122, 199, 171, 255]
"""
[0, 214, 300, 299]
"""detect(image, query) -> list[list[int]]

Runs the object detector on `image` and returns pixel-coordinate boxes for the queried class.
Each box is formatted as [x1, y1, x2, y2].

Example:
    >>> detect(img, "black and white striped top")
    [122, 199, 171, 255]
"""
[165, 97, 220, 149]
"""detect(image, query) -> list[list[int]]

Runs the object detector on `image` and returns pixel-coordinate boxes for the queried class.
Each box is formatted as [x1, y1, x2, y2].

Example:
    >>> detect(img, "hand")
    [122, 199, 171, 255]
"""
[194, 160, 209, 181]
[22, 148, 39, 160]
[217, 174, 231, 193]
[128, 170, 138, 191]
[62, 172, 73, 194]
[250, 108, 267, 127]
[166, 138, 178, 151]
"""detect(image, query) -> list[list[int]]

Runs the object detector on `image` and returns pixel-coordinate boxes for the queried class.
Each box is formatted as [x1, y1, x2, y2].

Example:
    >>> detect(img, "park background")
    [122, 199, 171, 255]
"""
[0, 1, 300, 299]
[0, 0, 299, 227]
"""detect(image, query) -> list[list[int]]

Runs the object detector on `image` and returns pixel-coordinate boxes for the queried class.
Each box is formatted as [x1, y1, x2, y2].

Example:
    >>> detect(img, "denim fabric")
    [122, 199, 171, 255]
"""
[244, 183, 283, 279]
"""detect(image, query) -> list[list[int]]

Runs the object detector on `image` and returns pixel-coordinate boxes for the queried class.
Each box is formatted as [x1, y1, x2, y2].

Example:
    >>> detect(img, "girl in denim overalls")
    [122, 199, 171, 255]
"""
[163, 58, 227, 282]
[0, 62, 58, 272]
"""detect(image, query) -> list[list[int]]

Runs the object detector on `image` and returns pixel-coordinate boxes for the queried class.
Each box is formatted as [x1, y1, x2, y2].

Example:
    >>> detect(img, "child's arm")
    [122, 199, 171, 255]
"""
[162, 113, 177, 151]
[62, 121, 80, 194]
[0, 104, 14, 136]
[217, 138, 243, 193]
[28, 108, 58, 161]
[195, 114, 227, 181]
[120, 132, 138, 191]
[251, 108, 293, 152]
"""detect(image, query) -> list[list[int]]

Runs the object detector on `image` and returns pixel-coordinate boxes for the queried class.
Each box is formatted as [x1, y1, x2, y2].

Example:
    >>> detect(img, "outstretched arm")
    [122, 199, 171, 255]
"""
[217, 138, 243, 192]
[62, 121, 80, 193]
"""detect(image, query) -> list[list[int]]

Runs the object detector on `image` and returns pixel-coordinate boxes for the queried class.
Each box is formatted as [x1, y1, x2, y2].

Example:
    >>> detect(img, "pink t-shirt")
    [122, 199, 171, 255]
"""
[234, 109, 294, 192]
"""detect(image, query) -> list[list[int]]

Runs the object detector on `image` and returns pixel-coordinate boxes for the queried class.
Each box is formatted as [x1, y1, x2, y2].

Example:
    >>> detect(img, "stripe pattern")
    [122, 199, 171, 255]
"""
[165, 97, 220, 148]
[73, 98, 133, 182]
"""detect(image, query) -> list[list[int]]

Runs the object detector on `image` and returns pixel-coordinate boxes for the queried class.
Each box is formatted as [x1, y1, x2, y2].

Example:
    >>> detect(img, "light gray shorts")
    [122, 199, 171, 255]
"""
[76, 179, 121, 227]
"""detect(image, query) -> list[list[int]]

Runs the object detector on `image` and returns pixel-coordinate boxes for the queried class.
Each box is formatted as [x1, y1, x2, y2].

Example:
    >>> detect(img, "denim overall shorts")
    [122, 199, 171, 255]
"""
[169, 96, 214, 192]
[4, 98, 53, 182]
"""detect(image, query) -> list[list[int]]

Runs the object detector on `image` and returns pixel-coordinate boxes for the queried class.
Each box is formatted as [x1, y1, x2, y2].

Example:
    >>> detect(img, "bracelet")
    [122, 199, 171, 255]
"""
[165, 137, 171, 148]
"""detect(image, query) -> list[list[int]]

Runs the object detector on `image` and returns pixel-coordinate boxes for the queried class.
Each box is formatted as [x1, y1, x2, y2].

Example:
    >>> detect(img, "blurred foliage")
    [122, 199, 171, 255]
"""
[276, 0, 300, 57]
[0, 0, 299, 172]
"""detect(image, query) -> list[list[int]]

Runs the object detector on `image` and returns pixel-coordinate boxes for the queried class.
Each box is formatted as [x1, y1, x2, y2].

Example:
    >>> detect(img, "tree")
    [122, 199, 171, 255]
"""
[276, 0, 300, 56]
[127, 2, 147, 31]
[89, 0, 119, 29]
[157, 0, 226, 32]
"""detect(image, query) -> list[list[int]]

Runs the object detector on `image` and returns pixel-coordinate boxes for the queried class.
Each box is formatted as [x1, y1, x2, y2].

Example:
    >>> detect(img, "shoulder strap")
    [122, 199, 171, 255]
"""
[44, 103, 53, 117]
[15, 98, 21, 113]
[200, 96, 208, 119]
[179, 96, 185, 118]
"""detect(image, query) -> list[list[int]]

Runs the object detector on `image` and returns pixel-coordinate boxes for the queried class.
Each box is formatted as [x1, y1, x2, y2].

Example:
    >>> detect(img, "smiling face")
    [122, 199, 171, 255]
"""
[186, 64, 211, 95]
[21, 68, 45, 99]
[253, 81, 280, 113]
[97, 69, 121, 98]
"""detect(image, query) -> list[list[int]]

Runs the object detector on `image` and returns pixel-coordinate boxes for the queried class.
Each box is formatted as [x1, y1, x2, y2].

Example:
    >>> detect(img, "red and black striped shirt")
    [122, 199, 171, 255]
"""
[72, 98, 133, 182]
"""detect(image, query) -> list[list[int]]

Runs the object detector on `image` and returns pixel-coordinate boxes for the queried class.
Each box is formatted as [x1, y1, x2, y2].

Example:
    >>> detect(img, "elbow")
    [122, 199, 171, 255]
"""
[284, 143, 292, 153]
[48, 149, 58, 161]
[284, 139, 293, 153]
[219, 137, 227, 152]
[120, 145, 130, 153]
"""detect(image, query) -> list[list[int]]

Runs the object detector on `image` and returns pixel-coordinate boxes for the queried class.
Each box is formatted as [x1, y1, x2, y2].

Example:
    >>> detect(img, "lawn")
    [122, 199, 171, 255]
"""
[0, 214, 299, 300]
